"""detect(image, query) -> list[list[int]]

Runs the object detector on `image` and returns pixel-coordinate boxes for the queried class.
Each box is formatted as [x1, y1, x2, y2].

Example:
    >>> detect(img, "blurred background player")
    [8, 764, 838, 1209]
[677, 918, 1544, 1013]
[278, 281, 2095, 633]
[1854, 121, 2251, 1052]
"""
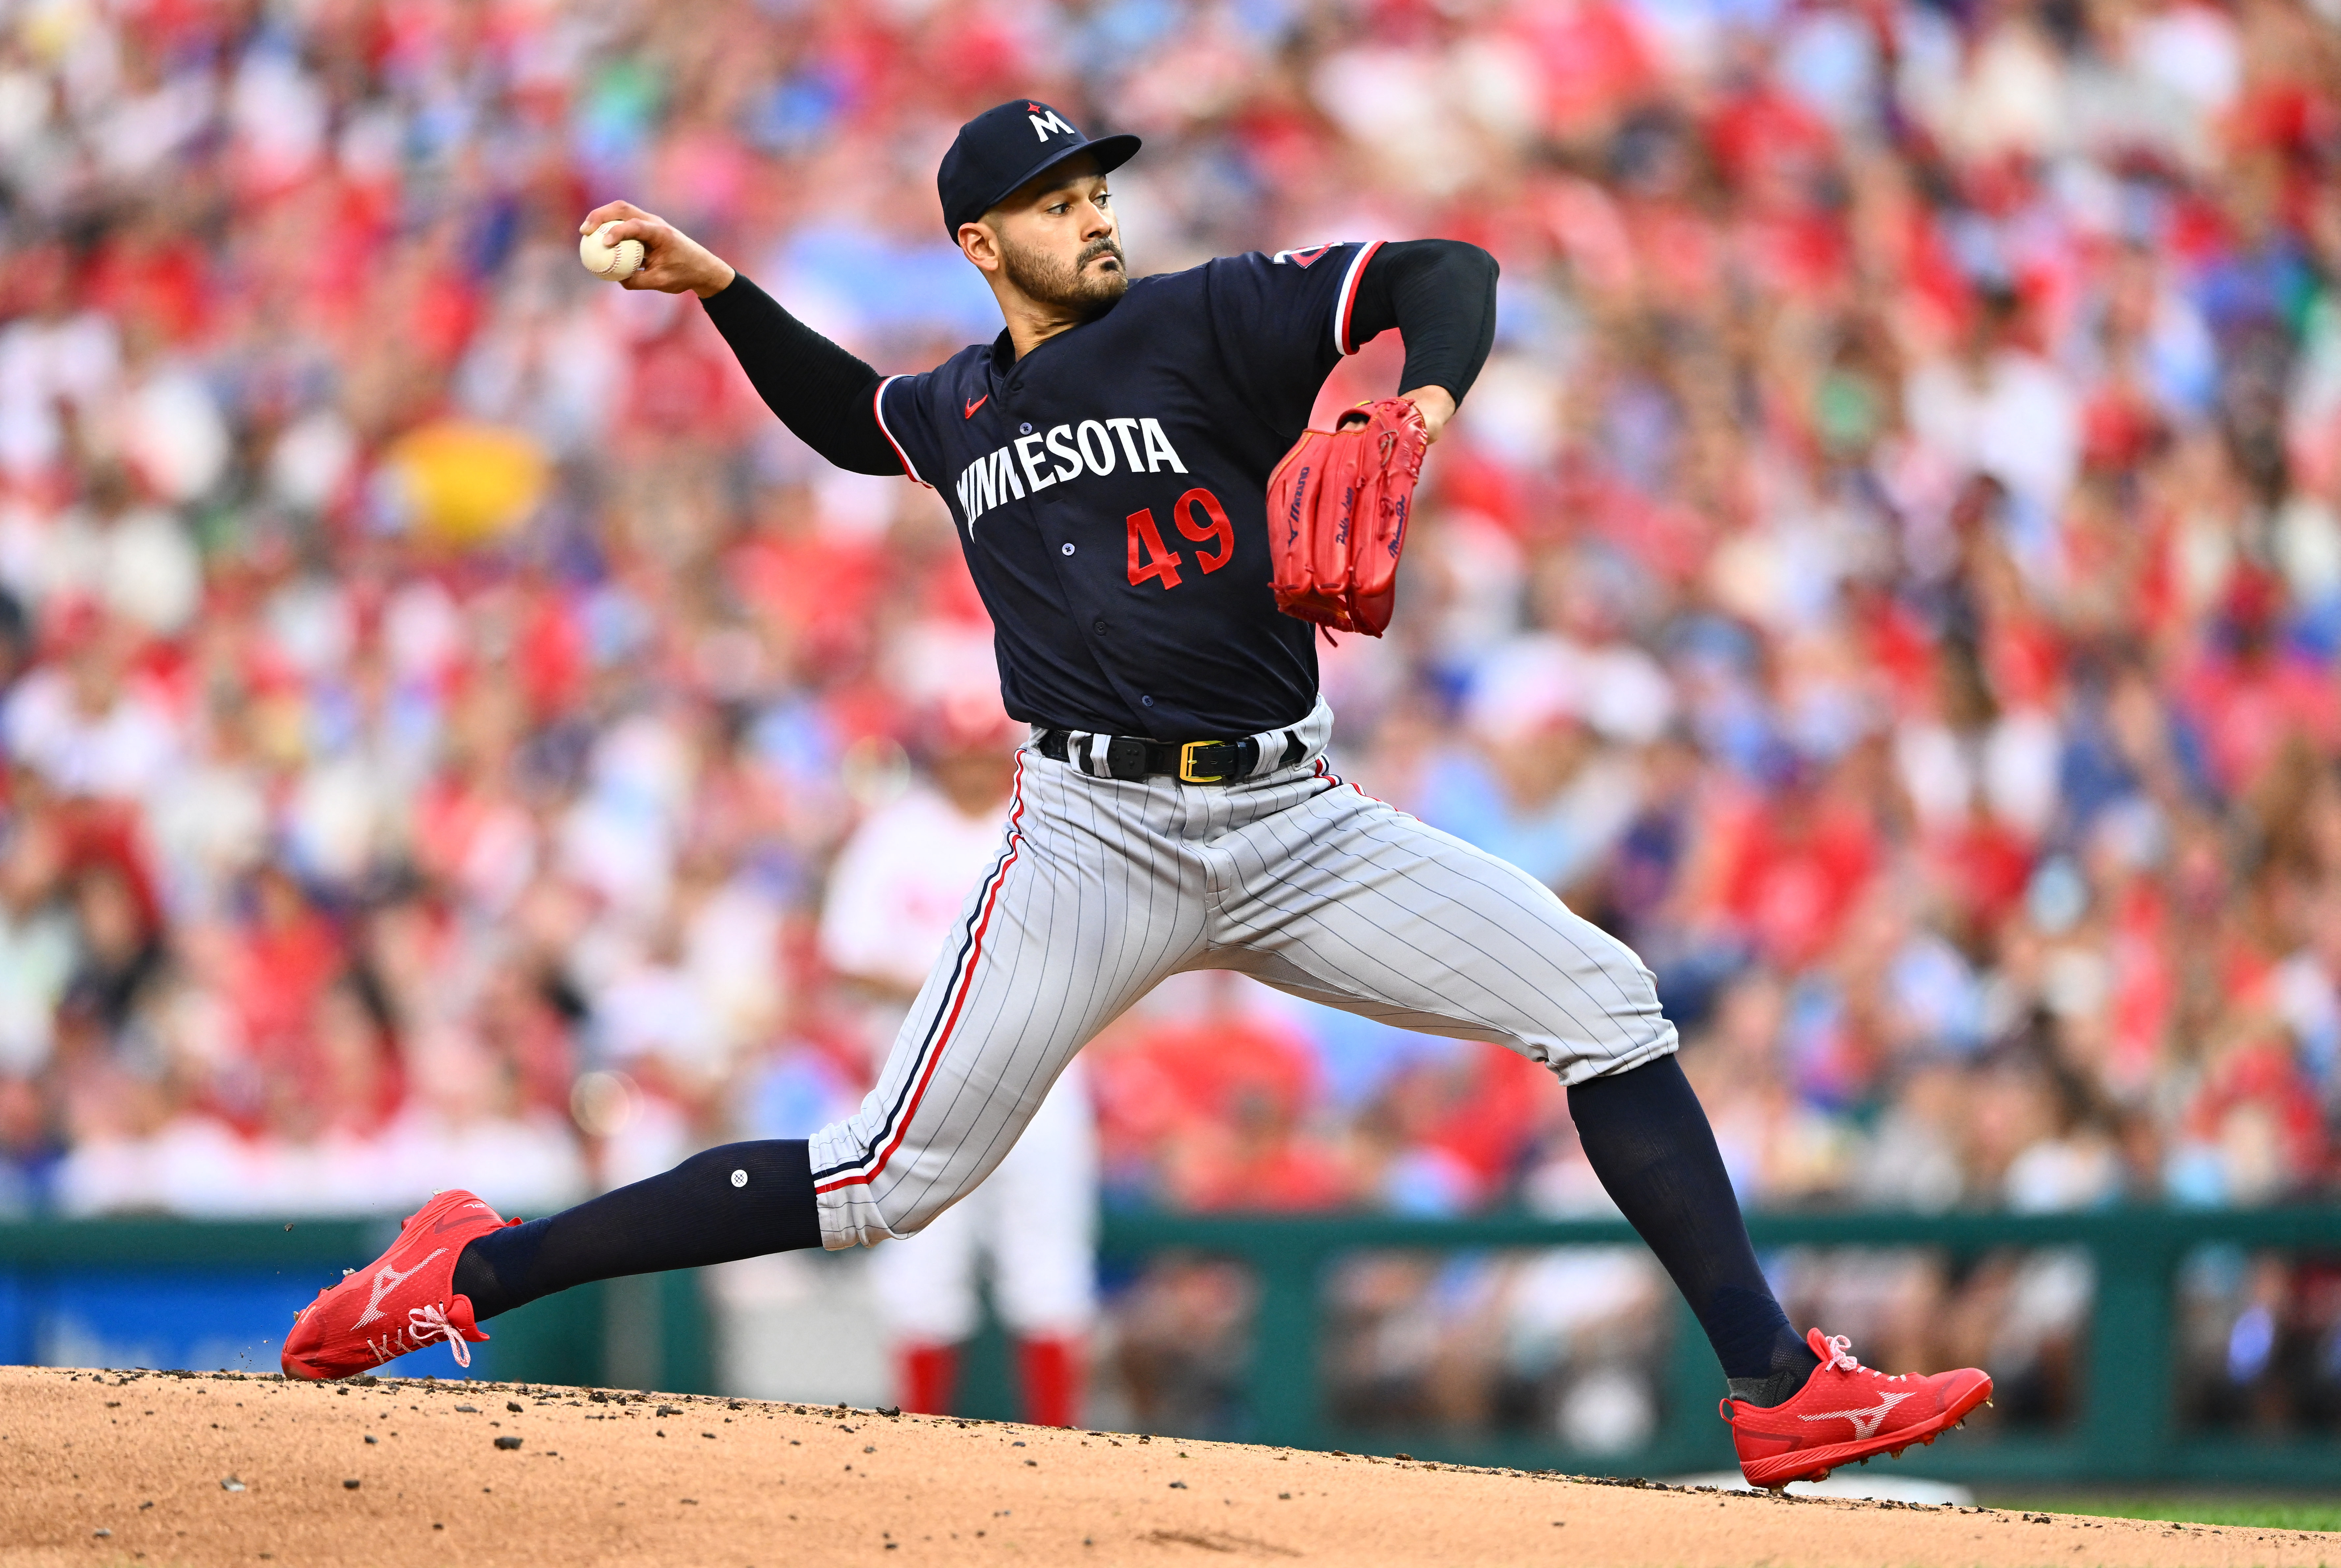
[817, 687, 1097, 1427]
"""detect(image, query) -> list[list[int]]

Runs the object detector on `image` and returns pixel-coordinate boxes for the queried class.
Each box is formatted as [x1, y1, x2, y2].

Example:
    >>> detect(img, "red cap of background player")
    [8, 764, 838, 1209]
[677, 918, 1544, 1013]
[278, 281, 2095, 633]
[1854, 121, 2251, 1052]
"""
[936, 100, 1140, 242]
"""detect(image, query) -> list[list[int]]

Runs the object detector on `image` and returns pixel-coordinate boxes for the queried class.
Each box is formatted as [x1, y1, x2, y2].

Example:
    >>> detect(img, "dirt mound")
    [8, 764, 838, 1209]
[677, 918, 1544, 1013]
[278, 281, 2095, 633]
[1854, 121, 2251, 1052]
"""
[1, 1365, 2328, 1566]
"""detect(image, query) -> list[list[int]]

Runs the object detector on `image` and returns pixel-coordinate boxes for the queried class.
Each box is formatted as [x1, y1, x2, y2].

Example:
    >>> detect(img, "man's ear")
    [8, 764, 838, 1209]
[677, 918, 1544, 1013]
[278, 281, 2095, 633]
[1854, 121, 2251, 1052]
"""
[958, 220, 1001, 275]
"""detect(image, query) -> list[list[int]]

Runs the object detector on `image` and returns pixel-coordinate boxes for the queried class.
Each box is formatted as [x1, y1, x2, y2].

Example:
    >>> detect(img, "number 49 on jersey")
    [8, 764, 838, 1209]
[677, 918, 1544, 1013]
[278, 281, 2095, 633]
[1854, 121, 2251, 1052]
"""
[1127, 487, 1234, 591]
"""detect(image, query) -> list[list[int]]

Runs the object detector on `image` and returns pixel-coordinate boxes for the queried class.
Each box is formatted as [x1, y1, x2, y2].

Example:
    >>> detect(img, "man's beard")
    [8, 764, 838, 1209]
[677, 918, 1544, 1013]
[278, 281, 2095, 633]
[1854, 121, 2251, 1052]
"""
[1000, 233, 1129, 315]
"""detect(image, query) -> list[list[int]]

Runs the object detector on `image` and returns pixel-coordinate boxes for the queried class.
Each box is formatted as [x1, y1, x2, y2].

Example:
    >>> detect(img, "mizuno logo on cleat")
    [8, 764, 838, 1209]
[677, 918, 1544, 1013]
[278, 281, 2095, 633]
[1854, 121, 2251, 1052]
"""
[1798, 1391, 1911, 1440]
[352, 1248, 446, 1328]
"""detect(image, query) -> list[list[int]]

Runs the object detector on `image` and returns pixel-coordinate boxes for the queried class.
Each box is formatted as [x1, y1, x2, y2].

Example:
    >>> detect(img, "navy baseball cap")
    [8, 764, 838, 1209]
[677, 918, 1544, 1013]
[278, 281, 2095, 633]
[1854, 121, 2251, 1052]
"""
[937, 100, 1141, 241]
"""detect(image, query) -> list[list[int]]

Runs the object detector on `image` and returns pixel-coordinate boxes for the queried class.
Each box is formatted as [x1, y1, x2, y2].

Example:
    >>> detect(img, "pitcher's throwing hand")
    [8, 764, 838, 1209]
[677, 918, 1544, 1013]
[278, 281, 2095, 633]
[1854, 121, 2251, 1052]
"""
[574, 200, 734, 297]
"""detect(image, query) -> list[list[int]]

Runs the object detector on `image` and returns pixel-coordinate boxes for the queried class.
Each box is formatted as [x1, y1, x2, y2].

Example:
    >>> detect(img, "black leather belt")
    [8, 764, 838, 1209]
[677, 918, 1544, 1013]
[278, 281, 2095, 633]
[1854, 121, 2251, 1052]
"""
[1034, 727, 1305, 784]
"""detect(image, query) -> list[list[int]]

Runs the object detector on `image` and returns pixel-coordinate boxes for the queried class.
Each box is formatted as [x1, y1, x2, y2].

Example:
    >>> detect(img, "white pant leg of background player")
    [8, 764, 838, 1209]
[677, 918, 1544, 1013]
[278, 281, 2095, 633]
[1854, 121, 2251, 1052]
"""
[977, 1055, 1098, 1338]
[811, 758, 1209, 1246]
[867, 1185, 984, 1344]
[865, 1058, 1099, 1342]
[821, 788, 1034, 1332]
[858, 998, 981, 1347]
[1209, 766, 1680, 1082]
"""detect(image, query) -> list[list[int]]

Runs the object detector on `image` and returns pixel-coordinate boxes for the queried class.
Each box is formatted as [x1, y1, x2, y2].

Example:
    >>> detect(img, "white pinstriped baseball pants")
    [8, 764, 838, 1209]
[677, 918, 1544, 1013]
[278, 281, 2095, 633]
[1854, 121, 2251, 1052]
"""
[808, 705, 1680, 1248]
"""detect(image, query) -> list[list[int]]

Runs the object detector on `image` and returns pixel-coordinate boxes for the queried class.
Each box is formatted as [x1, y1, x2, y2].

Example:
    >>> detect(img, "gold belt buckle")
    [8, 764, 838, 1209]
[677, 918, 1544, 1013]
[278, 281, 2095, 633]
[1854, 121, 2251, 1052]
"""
[1179, 740, 1229, 784]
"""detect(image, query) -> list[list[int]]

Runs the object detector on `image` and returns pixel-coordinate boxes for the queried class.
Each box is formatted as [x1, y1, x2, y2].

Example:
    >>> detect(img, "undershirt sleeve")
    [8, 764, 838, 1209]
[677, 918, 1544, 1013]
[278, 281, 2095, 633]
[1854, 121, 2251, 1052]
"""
[1345, 239, 1500, 406]
[700, 274, 904, 477]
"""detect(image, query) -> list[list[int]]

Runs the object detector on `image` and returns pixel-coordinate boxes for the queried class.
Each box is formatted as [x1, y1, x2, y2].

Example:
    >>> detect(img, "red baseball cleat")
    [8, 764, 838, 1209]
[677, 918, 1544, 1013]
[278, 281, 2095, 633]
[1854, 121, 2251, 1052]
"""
[1722, 1328, 1992, 1490]
[281, 1190, 517, 1381]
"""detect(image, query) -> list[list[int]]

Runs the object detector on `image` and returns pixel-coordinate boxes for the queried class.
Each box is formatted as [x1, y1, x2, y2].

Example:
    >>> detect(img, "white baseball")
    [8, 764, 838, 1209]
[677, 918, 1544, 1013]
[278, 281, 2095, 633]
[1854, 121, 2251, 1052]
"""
[580, 221, 646, 281]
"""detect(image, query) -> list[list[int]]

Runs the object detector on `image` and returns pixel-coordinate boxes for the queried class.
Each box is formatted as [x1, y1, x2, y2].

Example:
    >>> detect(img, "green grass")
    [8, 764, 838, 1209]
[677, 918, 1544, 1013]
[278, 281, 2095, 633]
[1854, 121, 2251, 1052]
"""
[1988, 1498, 2341, 1533]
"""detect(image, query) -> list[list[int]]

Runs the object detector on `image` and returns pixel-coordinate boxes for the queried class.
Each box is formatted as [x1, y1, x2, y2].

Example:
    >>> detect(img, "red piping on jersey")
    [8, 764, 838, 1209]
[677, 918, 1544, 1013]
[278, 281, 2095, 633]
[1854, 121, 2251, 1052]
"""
[873, 375, 931, 488]
[1313, 754, 1369, 799]
[1334, 240, 1385, 355]
[815, 756, 1029, 1196]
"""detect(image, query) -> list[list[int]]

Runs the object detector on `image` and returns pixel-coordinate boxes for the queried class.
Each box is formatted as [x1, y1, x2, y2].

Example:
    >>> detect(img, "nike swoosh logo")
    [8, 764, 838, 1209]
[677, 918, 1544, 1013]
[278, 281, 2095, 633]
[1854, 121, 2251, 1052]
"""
[964, 395, 988, 419]
[353, 1247, 446, 1329]
[1797, 1390, 1911, 1440]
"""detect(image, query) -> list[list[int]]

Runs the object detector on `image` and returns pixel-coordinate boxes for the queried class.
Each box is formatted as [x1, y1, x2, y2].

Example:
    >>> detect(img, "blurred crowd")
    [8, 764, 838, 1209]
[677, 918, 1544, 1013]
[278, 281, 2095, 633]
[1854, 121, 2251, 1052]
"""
[1, 0, 2339, 1247]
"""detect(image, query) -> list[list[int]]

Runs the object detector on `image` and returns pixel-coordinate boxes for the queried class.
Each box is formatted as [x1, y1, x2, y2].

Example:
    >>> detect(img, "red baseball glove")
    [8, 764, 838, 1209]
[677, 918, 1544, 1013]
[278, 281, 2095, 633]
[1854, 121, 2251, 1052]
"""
[1265, 397, 1430, 637]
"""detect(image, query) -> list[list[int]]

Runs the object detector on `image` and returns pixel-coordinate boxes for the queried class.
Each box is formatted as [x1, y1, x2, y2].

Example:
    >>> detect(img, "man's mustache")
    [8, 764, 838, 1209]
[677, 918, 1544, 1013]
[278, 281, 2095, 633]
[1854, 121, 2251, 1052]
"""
[1080, 240, 1125, 268]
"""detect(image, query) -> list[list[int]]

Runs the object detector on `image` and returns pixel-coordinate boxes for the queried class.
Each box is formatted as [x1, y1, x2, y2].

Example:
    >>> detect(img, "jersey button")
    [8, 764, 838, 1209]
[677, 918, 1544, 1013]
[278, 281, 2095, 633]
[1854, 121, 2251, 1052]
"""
[1061, 542, 1075, 555]
[1141, 695, 1155, 707]
[1019, 421, 1033, 434]
[1092, 618, 1108, 635]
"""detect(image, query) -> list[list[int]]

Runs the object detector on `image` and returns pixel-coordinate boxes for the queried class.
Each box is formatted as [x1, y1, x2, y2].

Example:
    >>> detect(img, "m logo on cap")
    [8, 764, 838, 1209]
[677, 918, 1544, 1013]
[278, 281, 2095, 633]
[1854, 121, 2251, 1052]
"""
[1028, 105, 1076, 140]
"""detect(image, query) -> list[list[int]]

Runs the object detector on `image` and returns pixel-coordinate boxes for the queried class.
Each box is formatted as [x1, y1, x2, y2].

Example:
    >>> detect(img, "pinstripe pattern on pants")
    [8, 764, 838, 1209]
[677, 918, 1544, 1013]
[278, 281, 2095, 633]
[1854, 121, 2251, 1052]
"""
[808, 714, 1679, 1248]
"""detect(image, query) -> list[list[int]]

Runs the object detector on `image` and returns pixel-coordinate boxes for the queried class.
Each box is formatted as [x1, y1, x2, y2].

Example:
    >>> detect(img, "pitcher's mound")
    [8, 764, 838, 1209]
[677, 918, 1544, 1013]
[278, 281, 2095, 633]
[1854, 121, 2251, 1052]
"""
[0, 1366, 2326, 1566]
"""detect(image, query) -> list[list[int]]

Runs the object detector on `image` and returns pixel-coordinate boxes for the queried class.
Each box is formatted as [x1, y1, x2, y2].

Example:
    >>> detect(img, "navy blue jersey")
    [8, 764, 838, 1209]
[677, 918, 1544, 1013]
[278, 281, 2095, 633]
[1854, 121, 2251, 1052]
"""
[873, 241, 1390, 742]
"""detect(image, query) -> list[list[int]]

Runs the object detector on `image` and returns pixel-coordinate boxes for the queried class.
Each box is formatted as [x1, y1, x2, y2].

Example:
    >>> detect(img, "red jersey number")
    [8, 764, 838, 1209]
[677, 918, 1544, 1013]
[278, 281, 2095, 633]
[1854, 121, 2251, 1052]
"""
[1125, 508, 1184, 590]
[1125, 487, 1232, 590]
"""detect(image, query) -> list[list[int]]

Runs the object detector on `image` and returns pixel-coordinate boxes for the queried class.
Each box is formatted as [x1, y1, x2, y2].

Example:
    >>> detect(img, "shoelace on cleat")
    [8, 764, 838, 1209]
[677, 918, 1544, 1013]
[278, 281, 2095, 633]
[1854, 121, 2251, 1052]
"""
[406, 1302, 472, 1367]
[1818, 1334, 1910, 1382]
[361, 1301, 474, 1369]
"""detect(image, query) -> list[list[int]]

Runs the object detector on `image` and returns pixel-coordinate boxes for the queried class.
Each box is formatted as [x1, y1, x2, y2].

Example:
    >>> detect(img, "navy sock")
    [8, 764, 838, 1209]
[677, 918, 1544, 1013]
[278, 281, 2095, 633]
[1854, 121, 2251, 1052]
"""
[452, 1139, 822, 1322]
[1567, 1056, 1819, 1400]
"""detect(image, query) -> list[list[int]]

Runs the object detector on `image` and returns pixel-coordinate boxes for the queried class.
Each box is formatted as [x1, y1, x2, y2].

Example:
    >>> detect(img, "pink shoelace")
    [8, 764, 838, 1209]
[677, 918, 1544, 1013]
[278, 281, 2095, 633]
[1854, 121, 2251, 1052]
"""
[407, 1303, 473, 1368]
[1818, 1333, 1909, 1381]
[365, 1302, 473, 1369]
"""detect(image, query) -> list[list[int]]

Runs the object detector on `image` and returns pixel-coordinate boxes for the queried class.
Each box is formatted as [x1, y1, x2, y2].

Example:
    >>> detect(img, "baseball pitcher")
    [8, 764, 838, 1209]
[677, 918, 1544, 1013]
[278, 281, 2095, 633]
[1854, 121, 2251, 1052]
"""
[287, 101, 1989, 1487]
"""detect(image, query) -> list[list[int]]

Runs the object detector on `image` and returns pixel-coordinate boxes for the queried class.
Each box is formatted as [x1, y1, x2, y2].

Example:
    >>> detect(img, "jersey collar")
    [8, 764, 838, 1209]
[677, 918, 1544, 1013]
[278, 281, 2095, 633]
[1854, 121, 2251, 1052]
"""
[985, 288, 1133, 378]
